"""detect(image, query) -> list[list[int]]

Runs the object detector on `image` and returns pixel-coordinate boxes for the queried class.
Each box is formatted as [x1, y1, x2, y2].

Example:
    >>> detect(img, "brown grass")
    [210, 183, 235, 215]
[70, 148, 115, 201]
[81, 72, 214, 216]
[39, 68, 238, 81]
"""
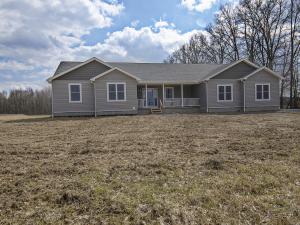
[0, 113, 299, 224]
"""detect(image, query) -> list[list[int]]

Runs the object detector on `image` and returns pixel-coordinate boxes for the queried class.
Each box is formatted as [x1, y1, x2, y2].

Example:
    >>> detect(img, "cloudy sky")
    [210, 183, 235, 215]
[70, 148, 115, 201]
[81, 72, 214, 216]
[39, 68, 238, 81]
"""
[0, 0, 234, 91]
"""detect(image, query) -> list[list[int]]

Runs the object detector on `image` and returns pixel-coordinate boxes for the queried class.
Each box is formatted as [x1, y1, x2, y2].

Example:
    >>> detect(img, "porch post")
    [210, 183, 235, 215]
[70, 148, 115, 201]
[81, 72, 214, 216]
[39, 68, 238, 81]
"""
[162, 83, 165, 107]
[145, 83, 148, 108]
[181, 84, 184, 108]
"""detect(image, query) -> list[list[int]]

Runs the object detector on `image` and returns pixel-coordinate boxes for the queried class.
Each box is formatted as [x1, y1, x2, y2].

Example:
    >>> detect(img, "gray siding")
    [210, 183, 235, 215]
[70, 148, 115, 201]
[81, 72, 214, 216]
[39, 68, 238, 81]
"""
[95, 70, 138, 115]
[52, 80, 94, 114]
[212, 62, 256, 79]
[244, 70, 280, 110]
[56, 61, 110, 80]
[207, 79, 243, 110]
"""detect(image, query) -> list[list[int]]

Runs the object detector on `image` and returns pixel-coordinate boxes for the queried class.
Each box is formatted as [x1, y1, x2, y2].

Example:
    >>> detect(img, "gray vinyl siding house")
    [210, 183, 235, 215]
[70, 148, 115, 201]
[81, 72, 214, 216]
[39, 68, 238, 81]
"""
[47, 57, 282, 117]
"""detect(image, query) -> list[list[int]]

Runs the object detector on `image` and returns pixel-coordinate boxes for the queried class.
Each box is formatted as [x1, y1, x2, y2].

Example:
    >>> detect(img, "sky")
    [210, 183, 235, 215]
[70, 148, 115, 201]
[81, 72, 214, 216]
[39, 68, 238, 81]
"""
[0, 0, 235, 91]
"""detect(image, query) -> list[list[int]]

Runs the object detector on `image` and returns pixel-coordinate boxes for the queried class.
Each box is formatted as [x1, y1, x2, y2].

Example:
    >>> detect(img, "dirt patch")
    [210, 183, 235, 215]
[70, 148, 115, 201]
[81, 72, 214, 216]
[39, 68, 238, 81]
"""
[0, 113, 299, 224]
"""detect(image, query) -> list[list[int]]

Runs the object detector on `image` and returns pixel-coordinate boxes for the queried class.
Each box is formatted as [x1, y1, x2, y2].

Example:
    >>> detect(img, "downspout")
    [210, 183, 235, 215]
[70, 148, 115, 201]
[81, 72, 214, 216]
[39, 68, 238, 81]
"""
[51, 82, 54, 118]
[93, 81, 96, 118]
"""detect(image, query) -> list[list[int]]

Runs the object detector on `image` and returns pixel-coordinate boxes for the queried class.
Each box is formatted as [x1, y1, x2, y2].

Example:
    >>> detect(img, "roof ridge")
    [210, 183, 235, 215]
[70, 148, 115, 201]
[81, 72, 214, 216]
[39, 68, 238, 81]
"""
[109, 62, 226, 65]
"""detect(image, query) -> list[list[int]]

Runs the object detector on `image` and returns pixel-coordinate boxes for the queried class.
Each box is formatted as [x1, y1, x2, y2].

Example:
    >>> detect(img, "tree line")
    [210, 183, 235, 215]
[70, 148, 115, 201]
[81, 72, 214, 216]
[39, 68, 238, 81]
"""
[0, 87, 51, 115]
[165, 0, 300, 108]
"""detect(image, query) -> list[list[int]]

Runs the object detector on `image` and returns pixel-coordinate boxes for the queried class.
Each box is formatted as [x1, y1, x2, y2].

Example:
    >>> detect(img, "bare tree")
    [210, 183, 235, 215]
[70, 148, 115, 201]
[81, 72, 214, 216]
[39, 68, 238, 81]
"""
[0, 87, 52, 115]
[165, 0, 300, 108]
[288, 0, 300, 107]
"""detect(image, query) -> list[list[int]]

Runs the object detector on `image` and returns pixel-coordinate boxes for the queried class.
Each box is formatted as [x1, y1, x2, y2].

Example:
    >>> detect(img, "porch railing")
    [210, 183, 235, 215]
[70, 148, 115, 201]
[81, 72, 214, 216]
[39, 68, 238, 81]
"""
[164, 98, 182, 107]
[182, 98, 201, 107]
[138, 98, 200, 108]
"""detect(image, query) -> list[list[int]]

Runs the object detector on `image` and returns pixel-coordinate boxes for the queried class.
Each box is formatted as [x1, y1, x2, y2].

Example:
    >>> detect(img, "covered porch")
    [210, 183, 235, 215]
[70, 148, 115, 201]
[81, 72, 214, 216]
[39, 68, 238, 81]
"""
[137, 83, 201, 109]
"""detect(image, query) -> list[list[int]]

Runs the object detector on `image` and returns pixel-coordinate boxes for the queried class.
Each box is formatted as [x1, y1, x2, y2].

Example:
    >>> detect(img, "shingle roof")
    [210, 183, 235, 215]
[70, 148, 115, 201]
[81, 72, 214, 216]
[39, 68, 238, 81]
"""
[53, 61, 229, 82]
[109, 62, 227, 82]
[53, 61, 82, 75]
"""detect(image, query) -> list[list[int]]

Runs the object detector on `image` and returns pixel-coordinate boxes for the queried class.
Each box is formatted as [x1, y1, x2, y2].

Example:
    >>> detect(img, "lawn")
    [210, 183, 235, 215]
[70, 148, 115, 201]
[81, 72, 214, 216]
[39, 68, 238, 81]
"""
[0, 113, 299, 224]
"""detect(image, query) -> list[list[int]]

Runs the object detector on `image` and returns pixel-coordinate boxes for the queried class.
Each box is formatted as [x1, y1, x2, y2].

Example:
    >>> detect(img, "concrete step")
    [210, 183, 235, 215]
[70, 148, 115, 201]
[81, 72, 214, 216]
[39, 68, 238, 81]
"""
[151, 108, 162, 114]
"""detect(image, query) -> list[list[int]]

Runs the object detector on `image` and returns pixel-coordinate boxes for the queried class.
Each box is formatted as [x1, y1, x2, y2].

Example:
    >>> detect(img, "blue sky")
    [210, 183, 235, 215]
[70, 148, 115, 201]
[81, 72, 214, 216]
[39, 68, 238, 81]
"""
[0, 0, 233, 91]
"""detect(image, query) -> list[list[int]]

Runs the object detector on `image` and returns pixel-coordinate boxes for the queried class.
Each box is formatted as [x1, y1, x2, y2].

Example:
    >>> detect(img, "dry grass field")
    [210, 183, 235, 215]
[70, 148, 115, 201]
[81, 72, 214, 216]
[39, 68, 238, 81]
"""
[0, 113, 299, 225]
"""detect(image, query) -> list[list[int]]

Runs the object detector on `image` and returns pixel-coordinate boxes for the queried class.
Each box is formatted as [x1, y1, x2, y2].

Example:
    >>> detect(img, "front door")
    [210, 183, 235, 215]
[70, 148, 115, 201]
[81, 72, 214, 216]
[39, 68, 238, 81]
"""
[142, 88, 158, 108]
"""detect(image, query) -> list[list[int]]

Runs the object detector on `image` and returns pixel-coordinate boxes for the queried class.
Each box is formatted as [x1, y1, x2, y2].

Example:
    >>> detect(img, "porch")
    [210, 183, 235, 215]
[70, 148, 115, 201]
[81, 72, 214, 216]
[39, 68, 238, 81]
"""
[137, 84, 201, 109]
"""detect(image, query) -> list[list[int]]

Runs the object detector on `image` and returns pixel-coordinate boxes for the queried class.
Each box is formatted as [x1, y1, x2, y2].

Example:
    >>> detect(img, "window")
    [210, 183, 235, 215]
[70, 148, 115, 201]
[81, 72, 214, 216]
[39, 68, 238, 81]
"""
[69, 83, 82, 103]
[107, 82, 126, 101]
[256, 84, 270, 100]
[217, 84, 233, 101]
[165, 87, 174, 99]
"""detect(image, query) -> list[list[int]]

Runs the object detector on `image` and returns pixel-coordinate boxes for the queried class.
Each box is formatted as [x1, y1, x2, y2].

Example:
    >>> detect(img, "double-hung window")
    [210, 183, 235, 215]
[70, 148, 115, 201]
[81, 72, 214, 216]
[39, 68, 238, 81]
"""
[107, 82, 126, 101]
[69, 83, 82, 103]
[256, 83, 270, 101]
[165, 87, 174, 99]
[217, 84, 233, 101]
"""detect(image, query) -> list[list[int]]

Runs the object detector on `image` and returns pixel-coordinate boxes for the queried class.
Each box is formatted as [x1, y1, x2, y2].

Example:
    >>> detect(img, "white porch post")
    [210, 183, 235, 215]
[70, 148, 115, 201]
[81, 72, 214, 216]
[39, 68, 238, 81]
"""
[145, 83, 148, 108]
[181, 84, 184, 108]
[162, 83, 165, 107]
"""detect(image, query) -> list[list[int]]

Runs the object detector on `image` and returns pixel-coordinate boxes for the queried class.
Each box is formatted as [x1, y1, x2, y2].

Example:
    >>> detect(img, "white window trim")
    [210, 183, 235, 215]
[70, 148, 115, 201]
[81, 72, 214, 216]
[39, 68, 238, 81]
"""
[107, 82, 127, 102]
[217, 84, 233, 102]
[165, 87, 174, 100]
[68, 83, 82, 103]
[255, 83, 271, 101]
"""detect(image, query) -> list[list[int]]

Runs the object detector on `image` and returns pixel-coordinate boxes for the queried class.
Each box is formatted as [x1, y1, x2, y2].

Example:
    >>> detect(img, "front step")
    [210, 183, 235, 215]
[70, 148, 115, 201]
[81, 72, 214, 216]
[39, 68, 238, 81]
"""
[151, 108, 162, 114]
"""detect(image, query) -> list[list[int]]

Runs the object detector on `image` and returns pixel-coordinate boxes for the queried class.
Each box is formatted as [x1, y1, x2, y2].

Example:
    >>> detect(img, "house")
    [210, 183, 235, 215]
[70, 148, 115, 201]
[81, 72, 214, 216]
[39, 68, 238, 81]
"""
[47, 57, 282, 117]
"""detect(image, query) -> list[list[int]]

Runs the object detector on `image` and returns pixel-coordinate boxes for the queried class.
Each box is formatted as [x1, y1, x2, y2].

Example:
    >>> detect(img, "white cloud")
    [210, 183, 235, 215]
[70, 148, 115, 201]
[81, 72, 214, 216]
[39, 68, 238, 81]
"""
[73, 26, 201, 62]
[0, 0, 202, 91]
[181, 0, 217, 12]
[0, 0, 124, 63]
[0, 0, 124, 90]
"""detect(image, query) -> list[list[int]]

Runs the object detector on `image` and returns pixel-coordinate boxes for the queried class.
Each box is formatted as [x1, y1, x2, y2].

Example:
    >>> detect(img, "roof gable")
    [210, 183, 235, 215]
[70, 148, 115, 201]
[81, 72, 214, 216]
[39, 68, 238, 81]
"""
[48, 57, 112, 82]
[90, 67, 141, 82]
[241, 67, 283, 80]
[53, 61, 82, 76]
[203, 59, 260, 81]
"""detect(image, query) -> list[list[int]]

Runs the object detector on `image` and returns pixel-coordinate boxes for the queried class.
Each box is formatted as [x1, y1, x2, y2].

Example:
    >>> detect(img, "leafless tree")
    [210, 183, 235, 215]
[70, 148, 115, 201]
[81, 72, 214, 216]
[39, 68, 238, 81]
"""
[166, 0, 300, 108]
[0, 87, 51, 115]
